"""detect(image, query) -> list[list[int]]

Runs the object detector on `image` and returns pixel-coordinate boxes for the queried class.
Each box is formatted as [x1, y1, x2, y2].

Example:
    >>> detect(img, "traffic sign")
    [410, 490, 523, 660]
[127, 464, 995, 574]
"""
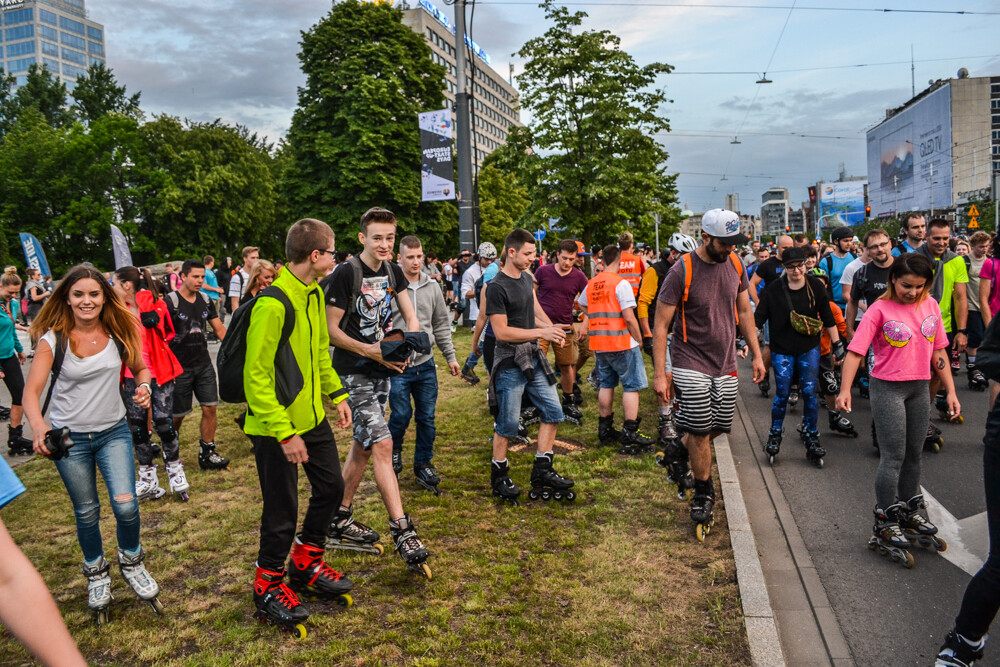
[968, 204, 980, 218]
[970, 218, 979, 229]
[534, 229, 546, 241]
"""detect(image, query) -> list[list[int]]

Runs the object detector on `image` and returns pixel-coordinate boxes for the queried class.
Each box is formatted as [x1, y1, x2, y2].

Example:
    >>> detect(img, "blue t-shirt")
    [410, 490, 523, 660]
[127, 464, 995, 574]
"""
[823, 253, 855, 307]
[0, 455, 25, 510]
[891, 240, 920, 257]
[201, 268, 220, 302]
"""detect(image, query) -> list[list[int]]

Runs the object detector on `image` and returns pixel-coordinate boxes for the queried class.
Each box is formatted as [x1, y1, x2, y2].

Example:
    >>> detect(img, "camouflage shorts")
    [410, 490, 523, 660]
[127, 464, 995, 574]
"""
[341, 374, 391, 450]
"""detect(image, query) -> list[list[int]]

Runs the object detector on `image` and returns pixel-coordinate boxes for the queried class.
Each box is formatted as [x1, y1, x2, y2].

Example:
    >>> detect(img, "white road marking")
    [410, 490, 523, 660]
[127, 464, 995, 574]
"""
[923, 486, 988, 577]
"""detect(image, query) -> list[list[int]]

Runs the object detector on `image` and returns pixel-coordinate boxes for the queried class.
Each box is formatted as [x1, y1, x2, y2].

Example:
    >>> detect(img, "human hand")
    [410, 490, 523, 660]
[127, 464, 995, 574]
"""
[540, 326, 566, 345]
[281, 435, 308, 464]
[835, 391, 851, 414]
[336, 402, 352, 429]
[448, 361, 461, 376]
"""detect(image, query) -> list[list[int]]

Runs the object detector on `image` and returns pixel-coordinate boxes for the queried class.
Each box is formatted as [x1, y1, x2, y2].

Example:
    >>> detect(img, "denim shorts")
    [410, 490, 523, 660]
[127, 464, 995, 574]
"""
[596, 347, 648, 393]
[494, 358, 563, 438]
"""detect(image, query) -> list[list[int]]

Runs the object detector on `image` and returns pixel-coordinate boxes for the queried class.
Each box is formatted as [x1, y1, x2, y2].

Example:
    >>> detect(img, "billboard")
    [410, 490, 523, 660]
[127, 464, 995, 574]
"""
[866, 84, 952, 217]
[817, 181, 867, 228]
[418, 108, 456, 202]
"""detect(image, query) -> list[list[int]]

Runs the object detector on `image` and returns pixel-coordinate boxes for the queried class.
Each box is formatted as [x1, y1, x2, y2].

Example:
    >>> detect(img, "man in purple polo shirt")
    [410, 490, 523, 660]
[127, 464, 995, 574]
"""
[535, 239, 590, 425]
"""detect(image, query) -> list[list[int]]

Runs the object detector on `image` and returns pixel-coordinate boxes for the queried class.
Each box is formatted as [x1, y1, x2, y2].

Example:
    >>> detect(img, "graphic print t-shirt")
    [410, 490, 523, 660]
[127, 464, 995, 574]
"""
[165, 292, 218, 371]
[323, 259, 408, 376]
[847, 297, 948, 382]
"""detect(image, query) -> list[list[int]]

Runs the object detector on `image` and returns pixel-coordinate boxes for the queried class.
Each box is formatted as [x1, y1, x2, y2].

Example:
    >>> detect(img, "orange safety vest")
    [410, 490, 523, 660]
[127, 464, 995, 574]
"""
[677, 251, 744, 342]
[585, 272, 633, 352]
[618, 251, 644, 297]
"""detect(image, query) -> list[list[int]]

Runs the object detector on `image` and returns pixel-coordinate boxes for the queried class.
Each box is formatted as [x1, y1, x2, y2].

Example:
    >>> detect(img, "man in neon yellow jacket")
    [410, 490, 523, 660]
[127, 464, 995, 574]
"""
[243, 218, 355, 632]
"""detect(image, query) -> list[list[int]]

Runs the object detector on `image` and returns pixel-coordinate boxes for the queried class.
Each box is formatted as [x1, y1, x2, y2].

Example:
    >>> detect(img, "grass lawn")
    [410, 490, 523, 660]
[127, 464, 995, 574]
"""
[0, 328, 750, 666]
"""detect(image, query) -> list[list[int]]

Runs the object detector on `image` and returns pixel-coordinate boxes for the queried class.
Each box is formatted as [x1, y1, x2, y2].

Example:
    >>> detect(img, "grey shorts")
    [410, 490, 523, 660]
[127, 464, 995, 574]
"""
[341, 373, 391, 449]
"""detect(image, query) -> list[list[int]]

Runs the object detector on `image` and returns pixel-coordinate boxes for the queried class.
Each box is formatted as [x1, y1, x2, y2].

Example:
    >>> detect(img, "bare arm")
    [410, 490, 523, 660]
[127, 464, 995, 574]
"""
[622, 306, 641, 344]
[490, 312, 564, 345]
[471, 283, 489, 353]
[845, 299, 859, 338]
[210, 317, 226, 340]
[749, 273, 762, 305]
[981, 278, 993, 326]
[840, 283, 852, 309]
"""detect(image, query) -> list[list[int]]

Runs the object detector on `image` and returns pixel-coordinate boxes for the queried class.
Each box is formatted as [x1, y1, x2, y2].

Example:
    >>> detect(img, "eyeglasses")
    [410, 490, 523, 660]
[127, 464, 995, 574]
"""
[315, 248, 336, 256]
[784, 262, 805, 271]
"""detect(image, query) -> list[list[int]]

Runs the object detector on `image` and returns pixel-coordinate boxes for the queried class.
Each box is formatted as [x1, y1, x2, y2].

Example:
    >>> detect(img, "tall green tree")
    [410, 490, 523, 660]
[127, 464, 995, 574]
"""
[510, 0, 680, 248]
[477, 162, 531, 246]
[281, 0, 450, 252]
[1, 64, 72, 131]
[71, 63, 142, 123]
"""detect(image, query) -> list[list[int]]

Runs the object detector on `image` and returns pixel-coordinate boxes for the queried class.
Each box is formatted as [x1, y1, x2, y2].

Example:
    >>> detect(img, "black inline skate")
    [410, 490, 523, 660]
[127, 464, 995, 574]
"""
[936, 630, 987, 667]
[828, 409, 858, 437]
[968, 363, 988, 392]
[253, 566, 310, 639]
[572, 381, 584, 407]
[786, 385, 799, 410]
[391, 449, 403, 477]
[561, 395, 583, 426]
[802, 429, 826, 469]
[461, 365, 480, 386]
[198, 440, 230, 470]
[513, 420, 531, 446]
[899, 494, 947, 553]
[662, 438, 694, 500]
[868, 504, 915, 569]
[935, 390, 963, 424]
[326, 505, 384, 555]
[690, 479, 715, 542]
[598, 415, 621, 448]
[758, 369, 770, 397]
[764, 427, 782, 465]
[287, 537, 354, 607]
[925, 422, 945, 453]
[82, 556, 113, 626]
[619, 418, 655, 455]
[414, 463, 441, 496]
[655, 408, 680, 468]
[389, 515, 431, 579]
[521, 405, 542, 427]
[7, 424, 32, 456]
[491, 459, 521, 506]
[528, 452, 576, 501]
[0, 403, 10, 421]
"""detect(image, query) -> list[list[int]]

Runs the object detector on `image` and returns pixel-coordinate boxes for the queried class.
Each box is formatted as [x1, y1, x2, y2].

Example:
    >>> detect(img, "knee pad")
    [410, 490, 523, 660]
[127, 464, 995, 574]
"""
[154, 419, 178, 444]
[663, 438, 688, 463]
[129, 422, 150, 444]
[820, 370, 840, 396]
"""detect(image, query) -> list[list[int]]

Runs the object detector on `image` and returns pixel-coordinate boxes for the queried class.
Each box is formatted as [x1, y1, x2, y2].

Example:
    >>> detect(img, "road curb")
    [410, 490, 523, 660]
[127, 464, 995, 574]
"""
[716, 434, 785, 666]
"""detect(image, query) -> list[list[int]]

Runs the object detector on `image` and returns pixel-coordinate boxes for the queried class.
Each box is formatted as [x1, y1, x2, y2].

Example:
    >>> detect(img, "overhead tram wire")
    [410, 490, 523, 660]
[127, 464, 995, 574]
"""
[474, 2, 999, 15]
[669, 54, 1000, 76]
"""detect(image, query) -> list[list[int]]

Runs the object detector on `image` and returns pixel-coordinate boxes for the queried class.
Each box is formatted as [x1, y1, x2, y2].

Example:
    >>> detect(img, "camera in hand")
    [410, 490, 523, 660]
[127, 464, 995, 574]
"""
[45, 427, 74, 460]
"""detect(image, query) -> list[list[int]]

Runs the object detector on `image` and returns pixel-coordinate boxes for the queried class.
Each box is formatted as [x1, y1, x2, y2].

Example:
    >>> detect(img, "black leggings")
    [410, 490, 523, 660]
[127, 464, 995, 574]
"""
[951, 398, 1000, 640]
[0, 355, 24, 406]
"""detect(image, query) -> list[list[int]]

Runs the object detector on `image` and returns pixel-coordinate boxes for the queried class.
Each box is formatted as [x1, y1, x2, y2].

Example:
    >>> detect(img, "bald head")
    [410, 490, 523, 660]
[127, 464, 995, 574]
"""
[776, 235, 793, 258]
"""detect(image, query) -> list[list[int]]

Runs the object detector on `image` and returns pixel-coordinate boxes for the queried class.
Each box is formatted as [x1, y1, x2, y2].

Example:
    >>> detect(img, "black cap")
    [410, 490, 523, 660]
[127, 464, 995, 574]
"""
[781, 246, 809, 265]
[831, 226, 853, 242]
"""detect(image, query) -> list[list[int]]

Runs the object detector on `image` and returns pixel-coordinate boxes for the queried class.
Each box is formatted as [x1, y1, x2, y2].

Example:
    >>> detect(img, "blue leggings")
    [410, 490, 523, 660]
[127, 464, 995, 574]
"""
[771, 348, 820, 434]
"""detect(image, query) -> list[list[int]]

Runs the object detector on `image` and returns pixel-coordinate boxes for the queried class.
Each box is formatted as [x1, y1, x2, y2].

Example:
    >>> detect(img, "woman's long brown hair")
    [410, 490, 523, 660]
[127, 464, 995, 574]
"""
[29, 265, 142, 365]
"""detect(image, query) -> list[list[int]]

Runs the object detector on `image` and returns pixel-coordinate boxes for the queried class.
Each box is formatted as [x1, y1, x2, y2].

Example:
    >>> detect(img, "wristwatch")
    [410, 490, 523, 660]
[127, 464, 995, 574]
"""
[956, 329, 968, 335]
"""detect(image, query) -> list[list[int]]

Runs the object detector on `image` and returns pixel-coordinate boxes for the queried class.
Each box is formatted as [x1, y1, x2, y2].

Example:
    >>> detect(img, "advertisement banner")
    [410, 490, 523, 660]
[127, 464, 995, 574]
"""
[866, 84, 952, 217]
[110, 224, 133, 269]
[818, 181, 867, 228]
[419, 108, 456, 202]
[18, 233, 50, 276]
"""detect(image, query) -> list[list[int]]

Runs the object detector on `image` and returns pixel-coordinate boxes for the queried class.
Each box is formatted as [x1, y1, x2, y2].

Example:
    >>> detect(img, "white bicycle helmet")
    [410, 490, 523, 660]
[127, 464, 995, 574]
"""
[669, 233, 698, 254]
[477, 242, 497, 260]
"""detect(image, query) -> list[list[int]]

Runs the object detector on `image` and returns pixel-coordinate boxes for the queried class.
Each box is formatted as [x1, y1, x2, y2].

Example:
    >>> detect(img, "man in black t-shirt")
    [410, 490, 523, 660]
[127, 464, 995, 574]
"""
[486, 229, 574, 505]
[847, 229, 894, 337]
[749, 234, 793, 395]
[165, 259, 231, 472]
[324, 207, 429, 573]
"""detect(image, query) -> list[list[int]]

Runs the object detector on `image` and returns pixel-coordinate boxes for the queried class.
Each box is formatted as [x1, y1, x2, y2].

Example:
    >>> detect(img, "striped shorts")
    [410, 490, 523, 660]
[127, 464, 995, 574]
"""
[672, 367, 739, 436]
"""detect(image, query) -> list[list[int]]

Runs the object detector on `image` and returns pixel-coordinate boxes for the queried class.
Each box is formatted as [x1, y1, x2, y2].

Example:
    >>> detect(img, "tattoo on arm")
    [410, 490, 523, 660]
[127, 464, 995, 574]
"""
[937, 357, 946, 370]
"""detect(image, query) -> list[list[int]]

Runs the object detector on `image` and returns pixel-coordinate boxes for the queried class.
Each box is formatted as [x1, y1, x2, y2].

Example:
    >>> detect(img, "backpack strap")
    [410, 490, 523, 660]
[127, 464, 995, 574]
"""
[41, 332, 69, 416]
[728, 252, 742, 327]
[166, 291, 179, 310]
[825, 254, 833, 276]
[259, 285, 295, 349]
[680, 254, 692, 342]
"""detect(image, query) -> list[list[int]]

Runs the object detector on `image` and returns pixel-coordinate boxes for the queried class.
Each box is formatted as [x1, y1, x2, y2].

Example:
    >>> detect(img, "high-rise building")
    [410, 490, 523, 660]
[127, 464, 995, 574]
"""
[761, 187, 791, 236]
[401, 0, 521, 167]
[0, 0, 104, 90]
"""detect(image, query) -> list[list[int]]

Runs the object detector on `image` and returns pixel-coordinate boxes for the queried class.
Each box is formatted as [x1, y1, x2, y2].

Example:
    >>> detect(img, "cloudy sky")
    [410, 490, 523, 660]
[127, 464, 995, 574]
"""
[90, 0, 999, 218]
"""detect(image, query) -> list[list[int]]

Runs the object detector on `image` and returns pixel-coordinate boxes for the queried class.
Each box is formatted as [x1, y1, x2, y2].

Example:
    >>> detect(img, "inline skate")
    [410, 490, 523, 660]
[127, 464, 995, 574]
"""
[968, 363, 988, 392]
[521, 405, 542, 427]
[135, 464, 167, 502]
[7, 424, 32, 456]
[950, 348, 961, 375]
[764, 427, 782, 465]
[857, 374, 870, 399]
[391, 449, 403, 477]
[198, 440, 230, 470]
[253, 566, 309, 638]
[925, 422, 945, 453]
[867, 504, 915, 568]
[572, 381, 584, 407]
[655, 408, 680, 468]
[598, 415, 621, 448]
[491, 459, 521, 506]
[899, 494, 947, 552]
[561, 395, 583, 426]
[758, 369, 770, 397]
[117, 547, 164, 614]
[787, 385, 799, 410]
[662, 438, 694, 500]
[935, 630, 986, 667]
[802, 429, 826, 469]
[619, 418, 655, 455]
[528, 452, 576, 501]
[691, 479, 715, 542]
[414, 463, 441, 496]
[935, 390, 963, 424]
[0, 404, 10, 421]
[82, 556, 113, 626]
[389, 515, 431, 579]
[165, 460, 190, 502]
[287, 538, 353, 607]
[461, 365, 480, 386]
[828, 409, 858, 437]
[326, 505, 384, 555]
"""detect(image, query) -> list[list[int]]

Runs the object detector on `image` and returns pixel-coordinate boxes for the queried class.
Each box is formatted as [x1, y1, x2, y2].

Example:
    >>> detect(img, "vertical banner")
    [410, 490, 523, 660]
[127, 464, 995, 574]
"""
[418, 108, 456, 202]
[110, 224, 133, 269]
[18, 233, 51, 276]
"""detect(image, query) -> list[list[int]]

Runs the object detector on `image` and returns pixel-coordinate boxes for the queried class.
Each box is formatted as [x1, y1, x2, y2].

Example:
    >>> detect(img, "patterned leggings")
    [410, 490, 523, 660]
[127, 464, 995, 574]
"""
[771, 347, 820, 434]
[123, 378, 179, 465]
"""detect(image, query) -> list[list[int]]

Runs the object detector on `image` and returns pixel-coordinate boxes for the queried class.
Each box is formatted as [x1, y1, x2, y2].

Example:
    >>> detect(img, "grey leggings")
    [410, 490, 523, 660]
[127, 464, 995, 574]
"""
[870, 377, 930, 509]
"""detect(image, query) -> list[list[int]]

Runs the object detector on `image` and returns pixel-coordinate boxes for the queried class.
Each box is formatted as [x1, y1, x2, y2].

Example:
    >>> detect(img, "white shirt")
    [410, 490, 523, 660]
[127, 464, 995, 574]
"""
[578, 277, 639, 349]
[41, 331, 126, 432]
[461, 263, 486, 321]
[228, 269, 250, 299]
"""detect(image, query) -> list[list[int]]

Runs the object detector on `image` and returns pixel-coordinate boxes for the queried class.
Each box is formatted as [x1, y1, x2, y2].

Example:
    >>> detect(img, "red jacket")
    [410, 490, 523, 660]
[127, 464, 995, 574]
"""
[136, 290, 183, 384]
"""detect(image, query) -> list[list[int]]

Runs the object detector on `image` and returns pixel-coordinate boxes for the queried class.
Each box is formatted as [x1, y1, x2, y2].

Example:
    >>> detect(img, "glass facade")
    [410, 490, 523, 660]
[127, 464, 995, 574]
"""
[40, 24, 56, 40]
[6, 41, 34, 57]
[60, 31, 84, 49]
[62, 63, 85, 80]
[41, 40, 58, 56]
[7, 56, 36, 73]
[5, 25, 34, 41]
[4, 8, 33, 25]
[2, 1, 105, 88]
[61, 47, 85, 65]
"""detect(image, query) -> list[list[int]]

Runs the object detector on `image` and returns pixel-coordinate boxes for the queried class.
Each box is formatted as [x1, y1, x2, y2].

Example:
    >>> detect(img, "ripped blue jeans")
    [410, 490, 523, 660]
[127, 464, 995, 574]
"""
[771, 347, 820, 435]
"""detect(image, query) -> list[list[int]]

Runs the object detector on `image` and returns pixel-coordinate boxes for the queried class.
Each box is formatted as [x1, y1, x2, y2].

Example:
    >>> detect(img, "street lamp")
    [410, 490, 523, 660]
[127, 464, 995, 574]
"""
[756, 74, 772, 84]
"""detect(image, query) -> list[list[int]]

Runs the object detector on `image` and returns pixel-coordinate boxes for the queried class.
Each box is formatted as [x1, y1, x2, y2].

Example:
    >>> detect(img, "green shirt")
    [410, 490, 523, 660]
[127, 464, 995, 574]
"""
[935, 255, 969, 333]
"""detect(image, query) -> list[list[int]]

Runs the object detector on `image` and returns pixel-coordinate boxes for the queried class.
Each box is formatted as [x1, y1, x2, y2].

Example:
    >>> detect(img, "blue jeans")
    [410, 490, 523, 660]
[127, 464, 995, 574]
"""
[494, 358, 563, 438]
[388, 360, 438, 466]
[54, 418, 141, 562]
[771, 348, 820, 434]
[596, 347, 648, 393]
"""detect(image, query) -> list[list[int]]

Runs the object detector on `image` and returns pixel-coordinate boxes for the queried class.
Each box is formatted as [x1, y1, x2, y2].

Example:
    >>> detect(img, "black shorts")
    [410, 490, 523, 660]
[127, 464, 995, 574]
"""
[0, 355, 24, 406]
[172, 364, 219, 417]
[968, 311, 986, 349]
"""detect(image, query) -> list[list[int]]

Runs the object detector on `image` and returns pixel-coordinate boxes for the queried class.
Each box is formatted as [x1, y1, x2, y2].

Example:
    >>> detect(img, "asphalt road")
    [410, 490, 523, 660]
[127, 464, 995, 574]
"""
[734, 355, 994, 666]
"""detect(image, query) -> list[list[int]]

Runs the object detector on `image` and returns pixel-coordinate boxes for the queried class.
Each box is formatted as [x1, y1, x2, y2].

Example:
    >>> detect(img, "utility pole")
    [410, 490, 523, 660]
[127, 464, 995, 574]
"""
[453, 0, 476, 252]
[894, 175, 899, 216]
[930, 162, 934, 217]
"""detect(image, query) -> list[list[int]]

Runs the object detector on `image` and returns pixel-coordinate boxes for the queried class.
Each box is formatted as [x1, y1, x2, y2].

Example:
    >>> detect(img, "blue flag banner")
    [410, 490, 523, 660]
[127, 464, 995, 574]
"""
[110, 224, 133, 270]
[19, 233, 51, 277]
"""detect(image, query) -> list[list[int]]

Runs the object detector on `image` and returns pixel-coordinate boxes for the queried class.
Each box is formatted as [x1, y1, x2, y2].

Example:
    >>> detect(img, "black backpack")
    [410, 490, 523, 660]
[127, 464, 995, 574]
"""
[336, 256, 398, 330]
[216, 285, 297, 404]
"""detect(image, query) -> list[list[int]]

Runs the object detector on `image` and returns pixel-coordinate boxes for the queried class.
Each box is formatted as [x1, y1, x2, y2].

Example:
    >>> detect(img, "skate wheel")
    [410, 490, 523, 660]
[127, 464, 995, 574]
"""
[541, 489, 552, 501]
[927, 440, 941, 453]
[373, 543, 385, 556]
[337, 593, 353, 608]
[564, 490, 576, 501]
[815, 458, 824, 469]
[867, 538, 877, 551]
[528, 489, 540, 500]
[293, 623, 307, 639]
[96, 609, 109, 626]
[936, 538, 948, 553]
[553, 491, 563, 500]
[768, 455, 775, 465]
[148, 598, 164, 615]
[419, 563, 432, 580]
[696, 523, 709, 542]
[655, 453, 665, 467]
[179, 493, 189, 502]
[901, 552, 915, 569]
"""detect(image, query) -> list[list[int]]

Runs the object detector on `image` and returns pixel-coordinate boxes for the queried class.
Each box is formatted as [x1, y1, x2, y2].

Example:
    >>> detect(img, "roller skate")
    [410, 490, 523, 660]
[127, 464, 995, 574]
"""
[510, 420, 531, 446]
[572, 381, 584, 407]
[655, 409, 680, 467]
[925, 422, 945, 453]
[0, 404, 10, 421]
[117, 547, 164, 615]
[135, 464, 167, 502]
[521, 405, 542, 427]
[414, 463, 441, 496]
[82, 556, 113, 626]
[619, 418, 655, 455]
[586, 368, 600, 391]
[857, 374, 869, 399]
[7, 424, 32, 456]
[936, 390, 963, 424]
[802, 429, 826, 469]
[936, 630, 986, 666]
[461, 365, 480, 386]
[968, 364, 988, 392]
[690, 479, 715, 542]
[287, 537, 354, 607]
[598, 415, 621, 448]
[528, 452, 576, 502]
[326, 505, 384, 556]
[391, 449, 403, 477]
[561, 395, 583, 426]
[662, 438, 694, 500]
[763, 427, 782, 465]
[758, 369, 770, 397]
[828, 409, 858, 437]
[253, 565, 309, 639]
[786, 385, 799, 410]
[490, 459, 521, 506]
[165, 460, 190, 502]
[198, 440, 230, 470]
[389, 515, 431, 579]
[899, 494, 948, 552]
[867, 504, 915, 569]
[950, 348, 961, 375]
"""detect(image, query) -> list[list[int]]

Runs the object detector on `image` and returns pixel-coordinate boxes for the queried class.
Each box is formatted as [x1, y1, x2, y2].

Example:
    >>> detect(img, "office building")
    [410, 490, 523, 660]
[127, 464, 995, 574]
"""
[761, 187, 791, 236]
[0, 0, 104, 90]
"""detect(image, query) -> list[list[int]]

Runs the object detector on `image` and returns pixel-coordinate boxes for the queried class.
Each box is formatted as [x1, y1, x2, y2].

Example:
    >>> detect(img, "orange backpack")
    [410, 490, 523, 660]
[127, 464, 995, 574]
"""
[678, 251, 744, 342]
